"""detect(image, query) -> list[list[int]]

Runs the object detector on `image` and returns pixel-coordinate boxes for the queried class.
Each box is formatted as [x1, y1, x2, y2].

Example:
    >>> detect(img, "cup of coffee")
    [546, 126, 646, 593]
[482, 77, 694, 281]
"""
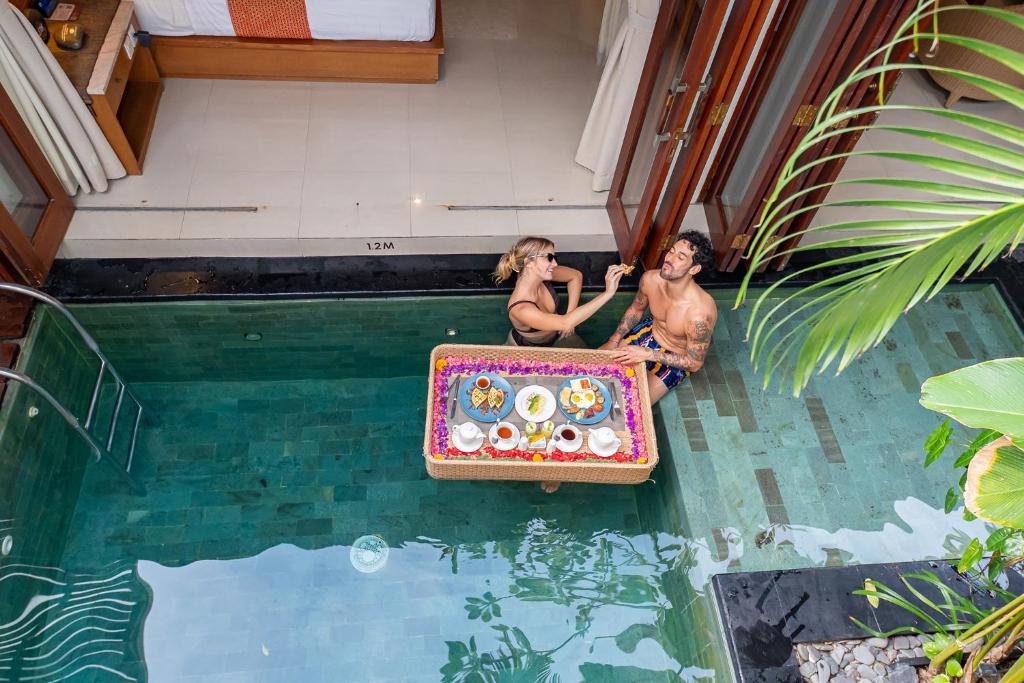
[475, 375, 491, 390]
[553, 424, 581, 451]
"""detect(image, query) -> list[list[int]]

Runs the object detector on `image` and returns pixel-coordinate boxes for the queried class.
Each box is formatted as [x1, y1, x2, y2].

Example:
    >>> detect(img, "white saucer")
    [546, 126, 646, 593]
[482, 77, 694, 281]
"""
[488, 423, 521, 451]
[587, 436, 622, 457]
[553, 436, 583, 453]
[452, 430, 485, 452]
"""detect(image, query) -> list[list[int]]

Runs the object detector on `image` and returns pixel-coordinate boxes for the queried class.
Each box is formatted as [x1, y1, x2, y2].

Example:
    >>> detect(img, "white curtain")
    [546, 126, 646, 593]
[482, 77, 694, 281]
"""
[0, 4, 124, 195]
[575, 0, 659, 192]
[597, 0, 627, 66]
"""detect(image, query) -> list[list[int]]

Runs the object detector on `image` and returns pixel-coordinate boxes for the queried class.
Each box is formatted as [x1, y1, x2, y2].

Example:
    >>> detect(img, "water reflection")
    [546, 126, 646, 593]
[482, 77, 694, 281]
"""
[136, 521, 725, 681]
[765, 497, 991, 566]
[0, 563, 147, 681]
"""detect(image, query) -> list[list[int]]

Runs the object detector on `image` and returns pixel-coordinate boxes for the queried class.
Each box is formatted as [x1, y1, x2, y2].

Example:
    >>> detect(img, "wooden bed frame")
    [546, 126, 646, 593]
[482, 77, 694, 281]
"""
[149, 1, 444, 83]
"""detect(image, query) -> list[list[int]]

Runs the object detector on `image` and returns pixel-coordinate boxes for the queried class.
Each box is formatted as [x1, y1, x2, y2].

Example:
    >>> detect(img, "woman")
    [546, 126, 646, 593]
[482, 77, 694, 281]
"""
[494, 237, 624, 347]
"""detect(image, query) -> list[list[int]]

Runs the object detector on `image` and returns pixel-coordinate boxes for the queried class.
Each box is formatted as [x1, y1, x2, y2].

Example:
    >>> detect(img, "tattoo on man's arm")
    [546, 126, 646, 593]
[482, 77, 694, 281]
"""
[657, 317, 714, 371]
[612, 292, 649, 339]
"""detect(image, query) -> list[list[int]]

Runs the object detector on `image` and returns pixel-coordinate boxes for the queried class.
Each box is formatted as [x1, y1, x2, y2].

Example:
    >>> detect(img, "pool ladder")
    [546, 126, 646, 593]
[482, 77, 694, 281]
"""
[0, 283, 145, 495]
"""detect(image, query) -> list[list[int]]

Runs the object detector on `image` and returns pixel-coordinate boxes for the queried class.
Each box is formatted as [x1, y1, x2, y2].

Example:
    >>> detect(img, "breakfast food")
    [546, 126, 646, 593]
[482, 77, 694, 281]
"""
[559, 387, 572, 410]
[471, 387, 487, 408]
[620, 263, 635, 275]
[526, 392, 545, 417]
[569, 377, 592, 392]
[487, 386, 506, 411]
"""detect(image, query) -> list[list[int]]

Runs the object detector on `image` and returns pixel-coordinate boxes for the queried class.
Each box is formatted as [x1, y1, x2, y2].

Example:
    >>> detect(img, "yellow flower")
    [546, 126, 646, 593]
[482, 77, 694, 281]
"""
[433, 453, 444, 460]
[625, 368, 635, 377]
[435, 359, 448, 371]
[638, 457, 647, 464]
[532, 453, 543, 462]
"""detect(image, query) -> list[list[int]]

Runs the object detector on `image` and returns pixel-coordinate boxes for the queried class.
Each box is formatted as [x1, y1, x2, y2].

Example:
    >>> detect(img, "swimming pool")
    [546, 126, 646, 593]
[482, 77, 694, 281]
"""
[0, 285, 1020, 681]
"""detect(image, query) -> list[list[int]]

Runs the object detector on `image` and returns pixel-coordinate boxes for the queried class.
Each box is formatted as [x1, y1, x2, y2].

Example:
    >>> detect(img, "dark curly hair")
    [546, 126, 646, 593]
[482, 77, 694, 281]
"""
[675, 230, 714, 275]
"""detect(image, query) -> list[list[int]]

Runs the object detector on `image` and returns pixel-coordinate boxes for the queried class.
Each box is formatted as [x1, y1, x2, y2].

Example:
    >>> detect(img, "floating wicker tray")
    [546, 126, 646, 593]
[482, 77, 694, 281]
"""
[424, 344, 658, 485]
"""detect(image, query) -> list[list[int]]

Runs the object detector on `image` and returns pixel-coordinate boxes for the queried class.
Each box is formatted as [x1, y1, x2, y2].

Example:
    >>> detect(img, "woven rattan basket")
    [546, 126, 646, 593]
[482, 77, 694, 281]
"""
[424, 344, 658, 485]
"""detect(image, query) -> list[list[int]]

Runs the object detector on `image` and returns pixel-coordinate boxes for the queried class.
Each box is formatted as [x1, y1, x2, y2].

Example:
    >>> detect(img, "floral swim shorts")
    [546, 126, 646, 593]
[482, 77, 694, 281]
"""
[622, 319, 690, 390]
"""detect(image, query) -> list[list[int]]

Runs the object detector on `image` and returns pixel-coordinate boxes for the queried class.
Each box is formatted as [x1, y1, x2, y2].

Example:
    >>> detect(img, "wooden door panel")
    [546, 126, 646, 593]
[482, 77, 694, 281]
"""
[0, 82, 75, 285]
[606, 0, 732, 267]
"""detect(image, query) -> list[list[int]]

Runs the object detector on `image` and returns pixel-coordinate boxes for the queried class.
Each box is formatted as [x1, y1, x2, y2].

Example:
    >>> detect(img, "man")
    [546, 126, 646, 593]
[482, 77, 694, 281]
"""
[600, 230, 718, 404]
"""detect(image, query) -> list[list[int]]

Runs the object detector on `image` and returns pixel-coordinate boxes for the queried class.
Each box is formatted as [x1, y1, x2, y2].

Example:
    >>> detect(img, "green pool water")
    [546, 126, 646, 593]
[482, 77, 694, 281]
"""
[0, 286, 1021, 681]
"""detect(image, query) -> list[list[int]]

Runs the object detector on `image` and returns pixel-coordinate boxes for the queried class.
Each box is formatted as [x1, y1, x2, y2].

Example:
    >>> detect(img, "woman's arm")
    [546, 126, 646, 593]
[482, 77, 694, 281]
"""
[551, 266, 582, 313]
[510, 266, 623, 333]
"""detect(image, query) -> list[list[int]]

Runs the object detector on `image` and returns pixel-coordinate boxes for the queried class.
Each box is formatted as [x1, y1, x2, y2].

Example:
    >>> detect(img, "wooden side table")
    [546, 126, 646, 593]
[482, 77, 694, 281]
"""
[50, 0, 163, 175]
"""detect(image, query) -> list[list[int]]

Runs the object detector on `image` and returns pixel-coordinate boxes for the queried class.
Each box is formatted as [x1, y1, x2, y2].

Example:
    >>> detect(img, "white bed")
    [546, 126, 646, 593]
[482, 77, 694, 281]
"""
[134, 0, 437, 42]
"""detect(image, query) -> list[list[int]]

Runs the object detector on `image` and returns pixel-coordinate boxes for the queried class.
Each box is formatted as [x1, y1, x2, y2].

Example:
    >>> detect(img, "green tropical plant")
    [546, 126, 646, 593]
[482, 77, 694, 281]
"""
[731, 1, 1024, 679]
[855, 571, 1024, 680]
[734, 2, 1024, 396]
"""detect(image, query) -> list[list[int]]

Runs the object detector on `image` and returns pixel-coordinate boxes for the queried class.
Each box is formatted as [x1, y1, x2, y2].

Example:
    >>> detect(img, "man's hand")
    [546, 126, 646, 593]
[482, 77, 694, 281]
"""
[558, 326, 576, 340]
[610, 345, 653, 366]
[598, 337, 622, 351]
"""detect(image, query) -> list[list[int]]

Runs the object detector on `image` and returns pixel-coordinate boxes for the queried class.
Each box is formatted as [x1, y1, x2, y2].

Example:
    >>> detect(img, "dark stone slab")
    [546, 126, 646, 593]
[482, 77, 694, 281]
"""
[804, 397, 845, 464]
[946, 330, 974, 359]
[713, 561, 1024, 683]
[754, 468, 785, 507]
[682, 418, 709, 453]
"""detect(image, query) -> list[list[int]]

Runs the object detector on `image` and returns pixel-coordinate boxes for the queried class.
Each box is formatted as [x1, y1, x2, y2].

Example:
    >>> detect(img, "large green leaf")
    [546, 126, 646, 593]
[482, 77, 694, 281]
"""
[733, 1, 1024, 395]
[965, 436, 1024, 528]
[920, 358, 1024, 437]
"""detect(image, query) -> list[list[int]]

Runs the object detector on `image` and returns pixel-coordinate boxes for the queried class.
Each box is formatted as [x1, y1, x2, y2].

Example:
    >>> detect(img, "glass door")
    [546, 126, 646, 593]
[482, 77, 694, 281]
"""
[0, 85, 74, 285]
[606, 0, 733, 267]
[700, 0, 915, 271]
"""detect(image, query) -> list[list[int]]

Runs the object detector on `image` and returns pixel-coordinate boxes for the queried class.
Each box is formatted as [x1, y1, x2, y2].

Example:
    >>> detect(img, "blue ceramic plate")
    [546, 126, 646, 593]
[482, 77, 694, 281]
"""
[557, 375, 612, 425]
[459, 373, 515, 423]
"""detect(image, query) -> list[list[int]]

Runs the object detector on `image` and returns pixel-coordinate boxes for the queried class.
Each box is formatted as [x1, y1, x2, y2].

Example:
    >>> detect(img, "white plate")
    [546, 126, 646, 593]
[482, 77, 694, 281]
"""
[452, 430, 485, 453]
[515, 385, 556, 422]
[587, 434, 622, 458]
[488, 423, 521, 451]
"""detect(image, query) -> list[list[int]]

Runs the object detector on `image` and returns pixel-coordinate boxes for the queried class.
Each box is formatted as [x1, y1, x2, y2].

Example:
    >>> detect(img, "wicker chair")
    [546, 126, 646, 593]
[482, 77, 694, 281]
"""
[920, 1, 1024, 107]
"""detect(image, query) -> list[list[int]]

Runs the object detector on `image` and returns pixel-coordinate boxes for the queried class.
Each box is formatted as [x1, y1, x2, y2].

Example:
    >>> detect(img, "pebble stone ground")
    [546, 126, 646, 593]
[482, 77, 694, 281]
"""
[795, 637, 926, 683]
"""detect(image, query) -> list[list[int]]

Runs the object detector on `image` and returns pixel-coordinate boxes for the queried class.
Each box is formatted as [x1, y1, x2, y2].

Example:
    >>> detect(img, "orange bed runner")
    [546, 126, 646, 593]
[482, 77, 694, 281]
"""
[225, 0, 312, 39]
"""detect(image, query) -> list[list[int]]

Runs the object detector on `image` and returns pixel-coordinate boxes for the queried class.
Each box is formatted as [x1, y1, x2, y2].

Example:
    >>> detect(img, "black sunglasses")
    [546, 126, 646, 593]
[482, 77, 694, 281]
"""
[527, 253, 557, 263]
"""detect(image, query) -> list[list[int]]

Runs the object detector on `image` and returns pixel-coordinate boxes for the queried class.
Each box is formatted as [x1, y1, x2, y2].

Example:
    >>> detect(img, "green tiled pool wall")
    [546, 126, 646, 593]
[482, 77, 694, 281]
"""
[4, 284, 1021, 680]
[0, 309, 102, 630]
[654, 286, 1024, 575]
[62, 377, 723, 680]
[69, 295, 632, 382]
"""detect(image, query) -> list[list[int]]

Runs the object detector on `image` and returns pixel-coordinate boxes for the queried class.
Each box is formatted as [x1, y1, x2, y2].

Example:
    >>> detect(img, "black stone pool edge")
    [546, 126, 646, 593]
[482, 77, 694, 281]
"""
[40, 248, 1024, 335]
[714, 561, 1024, 683]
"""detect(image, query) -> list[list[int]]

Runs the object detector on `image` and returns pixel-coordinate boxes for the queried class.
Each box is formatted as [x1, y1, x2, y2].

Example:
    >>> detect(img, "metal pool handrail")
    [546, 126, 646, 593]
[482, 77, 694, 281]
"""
[0, 282, 145, 494]
[0, 368, 144, 494]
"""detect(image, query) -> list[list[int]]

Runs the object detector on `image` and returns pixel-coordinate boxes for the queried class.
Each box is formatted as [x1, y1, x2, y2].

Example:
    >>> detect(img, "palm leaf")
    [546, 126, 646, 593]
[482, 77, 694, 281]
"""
[734, 2, 1024, 395]
[965, 436, 1024, 528]
[920, 358, 1024, 437]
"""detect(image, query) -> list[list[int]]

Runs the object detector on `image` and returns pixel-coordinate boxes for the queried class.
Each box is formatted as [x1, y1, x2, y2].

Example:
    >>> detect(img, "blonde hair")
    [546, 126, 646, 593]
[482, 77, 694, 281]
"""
[493, 237, 555, 283]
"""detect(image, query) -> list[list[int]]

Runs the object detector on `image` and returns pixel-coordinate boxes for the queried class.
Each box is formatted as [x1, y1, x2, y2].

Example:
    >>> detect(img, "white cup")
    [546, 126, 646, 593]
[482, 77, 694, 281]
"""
[456, 422, 482, 442]
[554, 424, 581, 446]
[492, 421, 516, 446]
[588, 427, 618, 450]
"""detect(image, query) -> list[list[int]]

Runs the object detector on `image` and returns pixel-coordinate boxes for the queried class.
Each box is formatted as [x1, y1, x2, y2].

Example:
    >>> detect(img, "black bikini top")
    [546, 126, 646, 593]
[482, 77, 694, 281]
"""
[507, 282, 559, 333]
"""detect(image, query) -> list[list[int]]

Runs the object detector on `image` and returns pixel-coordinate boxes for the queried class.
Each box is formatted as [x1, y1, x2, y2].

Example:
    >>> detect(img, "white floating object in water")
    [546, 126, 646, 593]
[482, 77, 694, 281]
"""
[1, 535, 11, 556]
[350, 535, 389, 573]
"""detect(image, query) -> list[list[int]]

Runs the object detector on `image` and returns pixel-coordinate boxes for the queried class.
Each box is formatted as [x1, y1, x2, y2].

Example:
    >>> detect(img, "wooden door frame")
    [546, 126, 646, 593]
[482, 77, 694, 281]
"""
[606, 0, 731, 266]
[703, 0, 872, 272]
[640, 0, 779, 269]
[0, 84, 74, 285]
